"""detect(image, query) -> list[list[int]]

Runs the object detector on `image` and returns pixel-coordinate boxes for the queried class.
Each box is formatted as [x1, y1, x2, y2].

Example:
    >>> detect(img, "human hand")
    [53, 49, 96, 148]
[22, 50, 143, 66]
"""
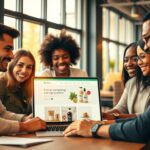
[19, 117, 46, 132]
[102, 112, 115, 120]
[63, 119, 97, 137]
[22, 114, 33, 122]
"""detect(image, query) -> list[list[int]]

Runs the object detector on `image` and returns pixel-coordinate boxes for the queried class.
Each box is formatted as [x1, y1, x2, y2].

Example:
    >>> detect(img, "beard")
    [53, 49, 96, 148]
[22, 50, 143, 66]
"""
[0, 56, 12, 72]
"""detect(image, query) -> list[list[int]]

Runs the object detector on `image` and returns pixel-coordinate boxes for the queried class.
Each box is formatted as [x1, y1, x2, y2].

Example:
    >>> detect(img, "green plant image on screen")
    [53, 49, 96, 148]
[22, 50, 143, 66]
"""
[69, 92, 78, 103]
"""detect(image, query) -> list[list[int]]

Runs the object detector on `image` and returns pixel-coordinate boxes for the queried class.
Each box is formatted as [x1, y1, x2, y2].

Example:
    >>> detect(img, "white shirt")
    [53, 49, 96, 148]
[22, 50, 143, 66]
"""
[40, 67, 88, 77]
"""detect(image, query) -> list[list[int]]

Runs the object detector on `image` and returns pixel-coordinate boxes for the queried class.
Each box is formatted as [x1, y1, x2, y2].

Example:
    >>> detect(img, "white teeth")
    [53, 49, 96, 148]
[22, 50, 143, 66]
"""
[58, 65, 66, 70]
[128, 69, 135, 72]
[18, 74, 26, 78]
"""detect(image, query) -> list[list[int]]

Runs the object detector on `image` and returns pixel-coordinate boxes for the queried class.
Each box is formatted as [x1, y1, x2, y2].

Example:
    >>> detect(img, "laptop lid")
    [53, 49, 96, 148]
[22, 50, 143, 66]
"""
[33, 77, 102, 124]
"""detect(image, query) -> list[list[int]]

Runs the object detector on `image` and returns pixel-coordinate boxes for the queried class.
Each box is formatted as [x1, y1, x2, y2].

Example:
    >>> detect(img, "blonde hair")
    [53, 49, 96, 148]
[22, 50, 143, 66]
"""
[6, 49, 35, 103]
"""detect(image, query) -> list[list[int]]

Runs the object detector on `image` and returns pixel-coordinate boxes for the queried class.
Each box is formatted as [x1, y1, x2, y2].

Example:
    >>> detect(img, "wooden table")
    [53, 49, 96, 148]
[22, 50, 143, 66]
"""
[0, 134, 147, 150]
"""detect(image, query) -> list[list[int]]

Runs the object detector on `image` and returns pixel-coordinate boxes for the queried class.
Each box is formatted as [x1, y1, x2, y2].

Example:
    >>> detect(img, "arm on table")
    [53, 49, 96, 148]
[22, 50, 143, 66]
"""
[64, 106, 150, 143]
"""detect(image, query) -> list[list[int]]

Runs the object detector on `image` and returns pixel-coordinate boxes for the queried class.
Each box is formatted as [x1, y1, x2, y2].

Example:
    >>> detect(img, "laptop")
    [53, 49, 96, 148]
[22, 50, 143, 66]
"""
[33, 77, 102, 136]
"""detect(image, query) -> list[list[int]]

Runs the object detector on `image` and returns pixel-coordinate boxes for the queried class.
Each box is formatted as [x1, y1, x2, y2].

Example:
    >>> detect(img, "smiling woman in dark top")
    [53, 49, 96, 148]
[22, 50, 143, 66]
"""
[0, 49, 35, 114]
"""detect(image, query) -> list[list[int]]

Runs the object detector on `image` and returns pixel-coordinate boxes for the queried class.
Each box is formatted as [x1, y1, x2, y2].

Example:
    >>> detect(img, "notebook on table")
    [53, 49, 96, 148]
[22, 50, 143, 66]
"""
[33, 77, 102, 136]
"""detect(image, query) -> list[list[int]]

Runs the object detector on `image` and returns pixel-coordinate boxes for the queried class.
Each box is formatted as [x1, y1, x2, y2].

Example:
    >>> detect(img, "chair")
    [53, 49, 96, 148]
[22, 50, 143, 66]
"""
[103, 72, 122, 91]
[113, 81, 124, 106]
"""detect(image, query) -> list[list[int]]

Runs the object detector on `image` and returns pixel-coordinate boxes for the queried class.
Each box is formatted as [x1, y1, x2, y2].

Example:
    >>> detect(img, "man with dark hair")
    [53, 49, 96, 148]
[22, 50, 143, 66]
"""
[0, 23, 20, 72]
[0, 24, 46, 135]
[0, 23, 20, 39]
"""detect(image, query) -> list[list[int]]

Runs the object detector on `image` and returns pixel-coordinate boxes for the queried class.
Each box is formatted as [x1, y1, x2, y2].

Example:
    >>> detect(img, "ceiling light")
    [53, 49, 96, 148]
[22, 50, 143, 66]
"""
[131, 5, 140, 18]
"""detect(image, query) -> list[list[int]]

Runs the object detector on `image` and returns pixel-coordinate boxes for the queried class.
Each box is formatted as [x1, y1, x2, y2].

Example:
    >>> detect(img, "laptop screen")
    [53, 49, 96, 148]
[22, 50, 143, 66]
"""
[33, 77, 102, 122]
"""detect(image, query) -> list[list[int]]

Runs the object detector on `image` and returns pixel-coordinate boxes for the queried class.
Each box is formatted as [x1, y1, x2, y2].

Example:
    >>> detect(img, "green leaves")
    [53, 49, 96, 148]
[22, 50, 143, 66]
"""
[69, 92, 78, 103]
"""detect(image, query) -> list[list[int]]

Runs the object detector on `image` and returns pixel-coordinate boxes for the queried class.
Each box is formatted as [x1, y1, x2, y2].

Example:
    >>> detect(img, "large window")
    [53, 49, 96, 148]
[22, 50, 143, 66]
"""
[22, 21, 42, 73]
[4, 0, 16, 11]
[102, 8, 135, 80]
[47, 0, 61, 24]
[4, 16, 18, 48]
[3, 0, 83, 74]
[23, 0, 42, 18]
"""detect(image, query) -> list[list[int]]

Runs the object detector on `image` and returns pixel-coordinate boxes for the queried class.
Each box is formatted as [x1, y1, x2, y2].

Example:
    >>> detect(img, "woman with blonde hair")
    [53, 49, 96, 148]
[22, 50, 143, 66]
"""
[0, 49, 35, 114]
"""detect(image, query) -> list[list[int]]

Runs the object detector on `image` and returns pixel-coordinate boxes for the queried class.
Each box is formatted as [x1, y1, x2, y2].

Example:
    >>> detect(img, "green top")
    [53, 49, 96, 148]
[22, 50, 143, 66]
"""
[0, 79, 32, 115]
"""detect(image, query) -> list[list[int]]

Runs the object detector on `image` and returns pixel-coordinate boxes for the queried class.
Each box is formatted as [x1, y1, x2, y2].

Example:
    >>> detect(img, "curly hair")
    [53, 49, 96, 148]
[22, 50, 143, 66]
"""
[39, 30, 80, 67]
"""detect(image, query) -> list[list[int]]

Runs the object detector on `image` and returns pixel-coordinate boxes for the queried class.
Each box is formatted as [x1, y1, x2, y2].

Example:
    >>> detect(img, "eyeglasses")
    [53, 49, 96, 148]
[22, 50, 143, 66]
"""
[123, 56, 138, 63]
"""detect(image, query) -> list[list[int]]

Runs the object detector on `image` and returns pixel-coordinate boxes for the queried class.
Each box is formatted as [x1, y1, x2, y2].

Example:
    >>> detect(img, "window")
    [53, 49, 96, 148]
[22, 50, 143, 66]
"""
[66, 0, 76, 28]
[23, 0, 42, 18]
[109, 42, 118, 72]
[110, 11, 118, 41]
[119, 45, 125, 72]
[102, 41, 109, 77]
[22, 21, 42, 73]
[125, 20, 134, 44]
[102, 8, 109, 38]
[102, 8, 134, 80]
[48, 28, 61, 36]
[4, 0, 16, 11]
[4, 16, 18, 49]
[119, 17, 125, 43]
[3, 0, 83, 75]
[4, 16, 16, 30]
[47, 0, 61, 23]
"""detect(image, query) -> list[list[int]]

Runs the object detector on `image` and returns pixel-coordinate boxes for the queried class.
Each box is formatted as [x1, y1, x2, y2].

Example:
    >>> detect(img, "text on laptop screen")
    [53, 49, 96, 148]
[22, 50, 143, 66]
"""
[33, 78, 101, 122]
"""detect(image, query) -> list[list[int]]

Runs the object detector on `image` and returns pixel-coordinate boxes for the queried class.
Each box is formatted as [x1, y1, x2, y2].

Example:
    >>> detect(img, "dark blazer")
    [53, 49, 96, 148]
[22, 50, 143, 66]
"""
[109, 105, 150, 143]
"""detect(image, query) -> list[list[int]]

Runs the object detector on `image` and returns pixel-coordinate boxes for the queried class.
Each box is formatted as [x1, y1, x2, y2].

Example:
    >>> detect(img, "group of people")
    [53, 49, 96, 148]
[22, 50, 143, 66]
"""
[0, 28, 88, 116]
[63, 11, 150, 143]
[0, 10, 150, 143]
[0, 24, 87, 135]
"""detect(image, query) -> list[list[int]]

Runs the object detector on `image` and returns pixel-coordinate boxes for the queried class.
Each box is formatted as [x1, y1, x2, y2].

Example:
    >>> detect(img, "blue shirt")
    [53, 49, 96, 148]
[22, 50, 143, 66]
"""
[109, 105, 150, 143]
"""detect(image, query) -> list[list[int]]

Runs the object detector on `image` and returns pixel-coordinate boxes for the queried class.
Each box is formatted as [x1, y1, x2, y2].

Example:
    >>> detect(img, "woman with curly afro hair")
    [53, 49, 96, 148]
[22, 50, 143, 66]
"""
[39, 30, 88, 77]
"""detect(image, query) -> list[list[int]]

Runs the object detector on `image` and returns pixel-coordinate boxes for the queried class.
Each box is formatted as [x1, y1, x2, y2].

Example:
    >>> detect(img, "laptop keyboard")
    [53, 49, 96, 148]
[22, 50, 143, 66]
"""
[36, 125, 68, 137]
[46, 125, 68, 131]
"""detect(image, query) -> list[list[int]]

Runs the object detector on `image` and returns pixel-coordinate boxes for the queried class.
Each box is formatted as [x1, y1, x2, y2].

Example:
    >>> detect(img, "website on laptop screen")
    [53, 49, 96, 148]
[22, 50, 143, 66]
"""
[33, 77, 101, 122]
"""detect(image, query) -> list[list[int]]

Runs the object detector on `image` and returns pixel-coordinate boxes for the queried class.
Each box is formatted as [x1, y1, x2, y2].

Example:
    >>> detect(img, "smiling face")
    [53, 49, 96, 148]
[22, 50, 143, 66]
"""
[52, 49, 71, 77]
[142, 20, 150, 51]
[123, 46, 138, 77]
[0, 34, 14, 71]
[137, 46, 150, 76]
[13, 56, 34, 83]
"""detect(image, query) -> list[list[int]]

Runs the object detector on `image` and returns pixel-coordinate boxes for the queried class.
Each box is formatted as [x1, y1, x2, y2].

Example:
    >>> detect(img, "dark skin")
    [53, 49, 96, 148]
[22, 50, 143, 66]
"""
[103, 46, 138, 120]
[52, 49, 71, 77]
[103, 109, 137, 120]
